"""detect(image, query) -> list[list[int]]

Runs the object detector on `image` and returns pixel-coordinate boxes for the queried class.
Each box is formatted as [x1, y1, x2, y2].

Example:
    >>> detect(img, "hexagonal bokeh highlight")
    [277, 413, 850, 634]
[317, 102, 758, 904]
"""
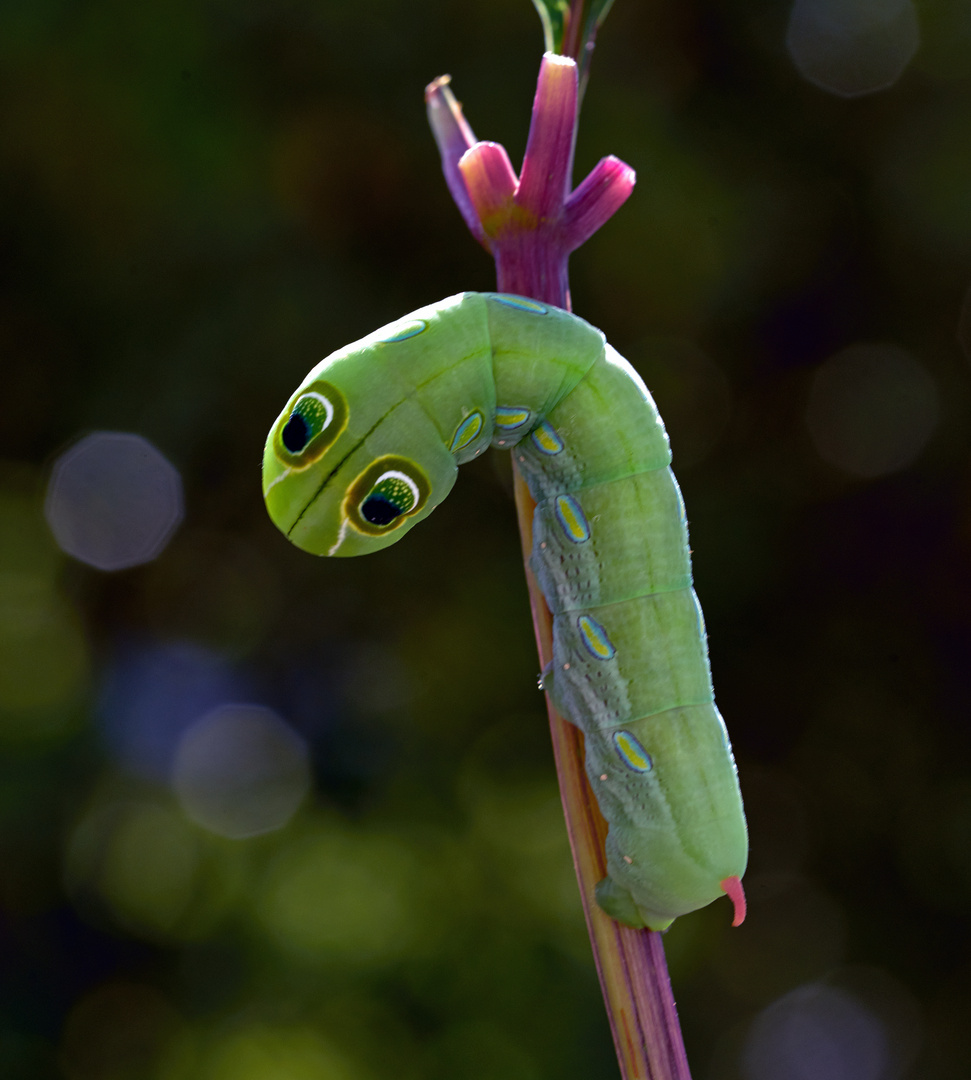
[45, 432, 184, 571]
[172, 704, 311, 839]
[742, 970, 921, 1080]
[786, 0, 919, 97]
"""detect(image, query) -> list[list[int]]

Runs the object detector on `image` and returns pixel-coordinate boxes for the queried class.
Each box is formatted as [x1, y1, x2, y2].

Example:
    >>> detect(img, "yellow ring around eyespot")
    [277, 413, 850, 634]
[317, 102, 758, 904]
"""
[273, 379, 348, 469]
[343, 455, 431, 537]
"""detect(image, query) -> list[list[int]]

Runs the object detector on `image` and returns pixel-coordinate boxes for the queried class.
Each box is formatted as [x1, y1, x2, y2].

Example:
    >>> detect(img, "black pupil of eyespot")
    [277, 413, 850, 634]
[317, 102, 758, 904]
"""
[282, 413, 310, 453]
[361, 496, 402, 526]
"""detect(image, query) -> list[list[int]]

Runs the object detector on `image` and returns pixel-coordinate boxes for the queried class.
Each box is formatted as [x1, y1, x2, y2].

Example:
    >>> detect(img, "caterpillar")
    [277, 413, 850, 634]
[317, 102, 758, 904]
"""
[262, 292, 748, 931]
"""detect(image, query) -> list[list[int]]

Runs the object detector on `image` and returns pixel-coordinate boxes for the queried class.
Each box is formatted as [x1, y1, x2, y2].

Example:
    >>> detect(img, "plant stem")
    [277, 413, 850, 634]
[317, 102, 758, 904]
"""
[428, 56, 693, 1079]
[513, 467, 692, 1080]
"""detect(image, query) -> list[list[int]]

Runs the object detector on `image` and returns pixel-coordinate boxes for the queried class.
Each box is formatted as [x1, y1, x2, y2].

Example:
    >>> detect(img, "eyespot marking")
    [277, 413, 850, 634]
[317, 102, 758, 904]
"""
[554, 494, 590, 543]
[577, 615, 616, 660]
[531, 421, 563, 455]
[495, 405, 532, 430]
[613, 731, 654, 774]
[362, 470, 419, 524]
[274, 382, 347, 467]
[491, 294, 548, 314]
[282, 413, 309, 452]
[283, 391, 334, 450]
[450, 411, 484, 454]
[379, 319, 427, 343]
[345, 456, 430, 536]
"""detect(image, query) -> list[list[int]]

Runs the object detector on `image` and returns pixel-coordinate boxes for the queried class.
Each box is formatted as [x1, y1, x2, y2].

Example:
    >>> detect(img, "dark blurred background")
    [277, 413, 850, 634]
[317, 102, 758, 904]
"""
[1, 0, 970, 1077]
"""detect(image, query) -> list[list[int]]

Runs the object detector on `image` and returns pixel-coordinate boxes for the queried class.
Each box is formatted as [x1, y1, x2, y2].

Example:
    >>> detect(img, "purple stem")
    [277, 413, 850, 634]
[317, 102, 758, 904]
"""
[517, 54, 577, 221]
[563, 155, 638, 251]
[426, 53, 636, 307]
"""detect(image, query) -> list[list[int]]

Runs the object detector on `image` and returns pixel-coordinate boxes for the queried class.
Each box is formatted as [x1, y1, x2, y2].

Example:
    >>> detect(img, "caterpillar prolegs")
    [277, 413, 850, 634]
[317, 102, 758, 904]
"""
[262, 292, 748, 931]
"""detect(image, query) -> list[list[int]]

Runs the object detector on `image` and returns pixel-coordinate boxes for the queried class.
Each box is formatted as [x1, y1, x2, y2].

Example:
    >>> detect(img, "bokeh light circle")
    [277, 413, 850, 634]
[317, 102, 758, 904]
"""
[743, 982, 890, 1080]
[172, 704, 311, 838]
[805, 343, 938, 477]
[786, 0, 920, 97]
[256, 822, 422, 962]
[45, 431, 184, 571]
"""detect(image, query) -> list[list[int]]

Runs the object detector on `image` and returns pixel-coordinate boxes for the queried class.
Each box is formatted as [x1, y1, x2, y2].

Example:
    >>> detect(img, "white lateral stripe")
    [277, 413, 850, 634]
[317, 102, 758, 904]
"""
[327, 516, 351, 556]
[263, 467, 292, 495]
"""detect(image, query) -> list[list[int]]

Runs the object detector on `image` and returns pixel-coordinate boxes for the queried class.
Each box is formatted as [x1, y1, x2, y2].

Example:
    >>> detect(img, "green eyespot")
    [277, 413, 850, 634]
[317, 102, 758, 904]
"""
[274, 380, 348, 467]
[345, 455, 430, 536]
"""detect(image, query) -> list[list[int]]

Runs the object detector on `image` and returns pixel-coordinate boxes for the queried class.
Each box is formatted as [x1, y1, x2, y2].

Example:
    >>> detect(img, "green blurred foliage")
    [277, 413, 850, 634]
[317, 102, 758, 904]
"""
[1, 0, 970, 1077]
[0, 477, 90, 739]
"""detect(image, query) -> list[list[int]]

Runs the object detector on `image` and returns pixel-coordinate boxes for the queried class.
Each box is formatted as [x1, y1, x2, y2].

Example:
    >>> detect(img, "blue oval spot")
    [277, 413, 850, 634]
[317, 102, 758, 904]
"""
[491, 295, 548, 315]
[495, 405, 532, 430]
[554, 494, 590, 543]
[613, 730, 653, 773]
[577, 615, 616, 660]
[380, 320, 428, 343]
[450, 411, 484, 454]
[531, 421, 564, 455]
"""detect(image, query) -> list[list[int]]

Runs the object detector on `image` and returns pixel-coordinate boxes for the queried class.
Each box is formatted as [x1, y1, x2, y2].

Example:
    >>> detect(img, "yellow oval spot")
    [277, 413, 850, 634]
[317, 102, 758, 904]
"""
[613, 730, 654, 774]
[554, 495, 590, 543]
[450, 411, 484, 454]
[530, 421, 564, 455]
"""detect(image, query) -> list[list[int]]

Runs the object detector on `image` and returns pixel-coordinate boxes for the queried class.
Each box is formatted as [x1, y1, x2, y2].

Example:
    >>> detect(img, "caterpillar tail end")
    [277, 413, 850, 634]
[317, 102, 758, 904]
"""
[720, 875, 747, 927]
[594, 877, 674, 932]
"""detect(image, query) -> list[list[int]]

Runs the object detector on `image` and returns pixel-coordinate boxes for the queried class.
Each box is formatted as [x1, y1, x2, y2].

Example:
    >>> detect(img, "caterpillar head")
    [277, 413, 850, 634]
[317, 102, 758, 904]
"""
[262, 322, 462, 557]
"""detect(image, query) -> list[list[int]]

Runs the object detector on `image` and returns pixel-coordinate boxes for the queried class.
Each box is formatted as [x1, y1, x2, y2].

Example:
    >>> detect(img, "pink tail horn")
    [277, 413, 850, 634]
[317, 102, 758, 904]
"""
[720, 875, 747, 927]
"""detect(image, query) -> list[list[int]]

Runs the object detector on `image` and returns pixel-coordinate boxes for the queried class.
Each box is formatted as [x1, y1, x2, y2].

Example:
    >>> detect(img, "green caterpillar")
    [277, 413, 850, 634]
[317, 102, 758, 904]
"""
[262, 292, 748, 932]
